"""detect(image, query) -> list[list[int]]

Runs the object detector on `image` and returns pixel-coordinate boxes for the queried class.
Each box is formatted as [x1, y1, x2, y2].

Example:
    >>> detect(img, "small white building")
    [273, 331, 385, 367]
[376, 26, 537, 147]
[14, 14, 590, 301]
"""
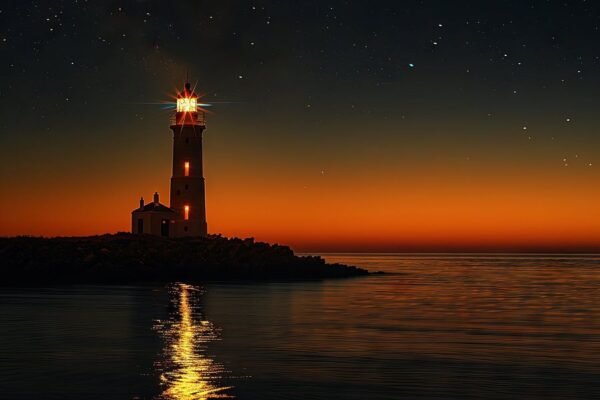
[131, 193, 177, 237]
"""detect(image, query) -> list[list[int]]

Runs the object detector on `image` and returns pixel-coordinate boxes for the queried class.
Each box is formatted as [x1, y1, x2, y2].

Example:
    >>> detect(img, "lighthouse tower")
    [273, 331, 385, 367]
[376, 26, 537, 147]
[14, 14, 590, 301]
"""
[169, 82, 208, 237]
[131, 81, 208, 237]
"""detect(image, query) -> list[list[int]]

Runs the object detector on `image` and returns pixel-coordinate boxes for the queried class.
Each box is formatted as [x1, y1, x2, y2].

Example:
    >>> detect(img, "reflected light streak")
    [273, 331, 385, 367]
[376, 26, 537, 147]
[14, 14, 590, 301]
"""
[155, 283, 233, 400]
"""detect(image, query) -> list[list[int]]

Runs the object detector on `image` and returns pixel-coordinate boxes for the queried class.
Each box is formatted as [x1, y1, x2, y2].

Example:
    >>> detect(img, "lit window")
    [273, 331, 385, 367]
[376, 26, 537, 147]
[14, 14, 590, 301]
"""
[176, 97, 197, 112]
[184, 205, 190, 220]
[184, 161, 190, 176]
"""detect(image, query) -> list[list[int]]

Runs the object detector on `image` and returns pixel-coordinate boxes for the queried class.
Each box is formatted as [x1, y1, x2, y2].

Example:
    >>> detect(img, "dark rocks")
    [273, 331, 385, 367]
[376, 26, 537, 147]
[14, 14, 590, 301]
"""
[0, 233, 369, 285]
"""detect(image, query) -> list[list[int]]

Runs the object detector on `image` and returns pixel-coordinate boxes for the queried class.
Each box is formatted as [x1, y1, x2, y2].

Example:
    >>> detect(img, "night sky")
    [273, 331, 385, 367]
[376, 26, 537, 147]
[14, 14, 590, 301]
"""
[2, 1, 600, 251]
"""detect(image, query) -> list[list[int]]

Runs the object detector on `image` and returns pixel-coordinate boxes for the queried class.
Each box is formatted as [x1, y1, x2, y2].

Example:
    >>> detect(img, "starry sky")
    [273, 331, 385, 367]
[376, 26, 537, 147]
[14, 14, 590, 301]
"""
[2, 0, 600, 251]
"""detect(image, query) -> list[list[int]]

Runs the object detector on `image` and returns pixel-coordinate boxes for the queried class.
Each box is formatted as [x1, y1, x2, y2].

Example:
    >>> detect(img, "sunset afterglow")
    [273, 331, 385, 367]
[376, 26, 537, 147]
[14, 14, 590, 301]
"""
[2, 2, 600, 252]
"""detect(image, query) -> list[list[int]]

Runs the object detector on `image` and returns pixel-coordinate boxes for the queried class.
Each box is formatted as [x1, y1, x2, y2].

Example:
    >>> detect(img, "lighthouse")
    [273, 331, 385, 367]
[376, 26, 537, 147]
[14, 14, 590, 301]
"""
[131, 81, 208, 237]
[169, 82, 208, 236]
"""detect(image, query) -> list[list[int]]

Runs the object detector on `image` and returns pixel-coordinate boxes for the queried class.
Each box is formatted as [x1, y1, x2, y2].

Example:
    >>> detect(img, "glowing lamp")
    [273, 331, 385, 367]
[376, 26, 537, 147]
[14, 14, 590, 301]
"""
[184, 161, 190, 177]
[177, 97, 197, 113]
[184, 205, 190, 220]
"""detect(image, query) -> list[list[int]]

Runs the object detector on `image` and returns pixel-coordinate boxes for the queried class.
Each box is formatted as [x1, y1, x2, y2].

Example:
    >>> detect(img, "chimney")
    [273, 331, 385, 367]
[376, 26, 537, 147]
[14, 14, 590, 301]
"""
[153, 192, 159, 204]
[139, 197, 144, 209]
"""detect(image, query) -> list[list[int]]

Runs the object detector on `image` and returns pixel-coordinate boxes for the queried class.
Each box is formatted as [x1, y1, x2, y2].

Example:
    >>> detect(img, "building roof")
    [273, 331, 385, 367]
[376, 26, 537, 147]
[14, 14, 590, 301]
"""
[133, 202, 177, 214]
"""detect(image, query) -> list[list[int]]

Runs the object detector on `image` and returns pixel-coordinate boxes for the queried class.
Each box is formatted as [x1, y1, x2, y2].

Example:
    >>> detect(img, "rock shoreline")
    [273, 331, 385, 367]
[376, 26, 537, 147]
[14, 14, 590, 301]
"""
[0, 233, 369, 285]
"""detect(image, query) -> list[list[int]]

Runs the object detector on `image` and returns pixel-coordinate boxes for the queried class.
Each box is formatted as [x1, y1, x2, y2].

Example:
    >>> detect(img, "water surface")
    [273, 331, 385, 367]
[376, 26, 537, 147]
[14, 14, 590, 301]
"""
[1, 254, 600, 399]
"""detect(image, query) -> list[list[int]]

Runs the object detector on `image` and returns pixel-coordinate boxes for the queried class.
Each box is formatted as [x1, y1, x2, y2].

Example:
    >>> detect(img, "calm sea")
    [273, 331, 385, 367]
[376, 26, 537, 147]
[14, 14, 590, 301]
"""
[1, 254, 600, 399]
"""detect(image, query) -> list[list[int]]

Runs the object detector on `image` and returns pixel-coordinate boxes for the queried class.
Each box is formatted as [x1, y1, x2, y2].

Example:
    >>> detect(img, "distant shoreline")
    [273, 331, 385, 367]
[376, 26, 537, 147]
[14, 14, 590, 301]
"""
[0, 233, 369, 286]
[303, 252, 600, 256]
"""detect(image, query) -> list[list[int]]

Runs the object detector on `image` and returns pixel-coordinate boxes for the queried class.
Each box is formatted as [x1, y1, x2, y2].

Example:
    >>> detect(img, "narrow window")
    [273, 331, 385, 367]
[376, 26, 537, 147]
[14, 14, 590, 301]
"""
[176, 190, 181, 196]
[184, 161, 190, 176]
[137, 219, 144, 234]
[184, 205, 190, 220]
[184, 226, 188, 232]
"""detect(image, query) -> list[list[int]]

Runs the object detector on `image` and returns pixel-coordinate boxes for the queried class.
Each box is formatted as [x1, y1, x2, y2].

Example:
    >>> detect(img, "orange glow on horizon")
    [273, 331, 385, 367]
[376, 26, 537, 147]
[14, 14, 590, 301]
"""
[4, 165, 600, 252]
[4, 115, 600, 252]
[202, 162, 600, 252]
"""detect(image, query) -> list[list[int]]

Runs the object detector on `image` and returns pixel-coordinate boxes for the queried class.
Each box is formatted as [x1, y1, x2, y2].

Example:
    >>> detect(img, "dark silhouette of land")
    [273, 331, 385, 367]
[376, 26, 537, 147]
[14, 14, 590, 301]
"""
[0, 233, 369, 285]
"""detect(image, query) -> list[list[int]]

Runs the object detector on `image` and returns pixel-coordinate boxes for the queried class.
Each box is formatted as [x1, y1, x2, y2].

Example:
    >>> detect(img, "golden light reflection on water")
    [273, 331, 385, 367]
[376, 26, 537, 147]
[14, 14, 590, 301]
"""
[154, 283, 233, 400]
